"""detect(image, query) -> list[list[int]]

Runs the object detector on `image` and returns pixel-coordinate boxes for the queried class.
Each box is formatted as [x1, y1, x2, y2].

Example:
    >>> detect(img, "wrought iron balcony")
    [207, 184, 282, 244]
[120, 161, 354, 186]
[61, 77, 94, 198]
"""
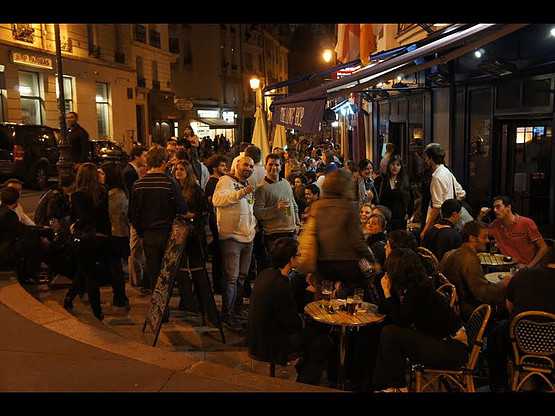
[12, 24, 35, 43]
[61, 38, 73, 53]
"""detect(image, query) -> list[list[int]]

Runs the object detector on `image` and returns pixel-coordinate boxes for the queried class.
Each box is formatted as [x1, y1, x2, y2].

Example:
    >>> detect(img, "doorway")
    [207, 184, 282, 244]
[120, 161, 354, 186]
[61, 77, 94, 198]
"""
[497, 118, 553, 235]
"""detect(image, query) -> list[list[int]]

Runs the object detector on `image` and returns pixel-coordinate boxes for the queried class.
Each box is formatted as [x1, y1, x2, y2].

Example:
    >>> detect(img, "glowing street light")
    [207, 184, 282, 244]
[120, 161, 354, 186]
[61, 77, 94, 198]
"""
[249, 77, 260, 90]
[322, 49, 333, 63]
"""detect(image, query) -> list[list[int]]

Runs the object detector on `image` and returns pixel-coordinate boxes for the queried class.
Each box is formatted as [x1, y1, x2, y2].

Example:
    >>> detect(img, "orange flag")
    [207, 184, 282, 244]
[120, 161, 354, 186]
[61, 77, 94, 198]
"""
[360, 24, 377, 66]
[335, 24, 360, 63]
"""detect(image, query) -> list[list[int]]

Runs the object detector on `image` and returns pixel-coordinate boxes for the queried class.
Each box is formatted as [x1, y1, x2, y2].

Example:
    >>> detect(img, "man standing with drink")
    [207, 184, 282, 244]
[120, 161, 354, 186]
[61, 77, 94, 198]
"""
[254, 153, 300, 268]
[213, 156, 257, 329]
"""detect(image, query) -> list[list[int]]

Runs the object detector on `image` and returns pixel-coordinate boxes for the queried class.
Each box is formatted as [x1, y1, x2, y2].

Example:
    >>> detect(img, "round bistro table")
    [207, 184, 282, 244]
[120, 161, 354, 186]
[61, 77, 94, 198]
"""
[304, 299, 385, 390]
[478, 252, 517, 273]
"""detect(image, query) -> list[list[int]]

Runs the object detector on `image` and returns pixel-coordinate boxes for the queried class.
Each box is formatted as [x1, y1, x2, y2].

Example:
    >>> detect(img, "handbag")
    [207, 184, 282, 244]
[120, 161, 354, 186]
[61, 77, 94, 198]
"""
[296, 213, 318, 274]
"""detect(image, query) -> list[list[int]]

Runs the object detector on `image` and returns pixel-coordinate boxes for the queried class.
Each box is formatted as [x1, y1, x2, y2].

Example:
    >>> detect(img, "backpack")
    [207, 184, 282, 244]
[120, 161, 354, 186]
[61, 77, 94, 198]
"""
[34, 189, 61, 226]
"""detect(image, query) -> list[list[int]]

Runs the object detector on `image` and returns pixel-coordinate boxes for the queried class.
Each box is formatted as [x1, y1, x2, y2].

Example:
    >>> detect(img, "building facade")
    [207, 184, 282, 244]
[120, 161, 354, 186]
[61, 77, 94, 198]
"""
[169, 24, 289, 144]
[0, 23, 177, 150]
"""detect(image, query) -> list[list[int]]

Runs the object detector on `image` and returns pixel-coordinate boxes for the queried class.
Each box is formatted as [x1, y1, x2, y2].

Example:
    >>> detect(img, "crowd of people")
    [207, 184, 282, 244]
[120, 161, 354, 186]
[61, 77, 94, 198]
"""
[0, 113, 553, 392]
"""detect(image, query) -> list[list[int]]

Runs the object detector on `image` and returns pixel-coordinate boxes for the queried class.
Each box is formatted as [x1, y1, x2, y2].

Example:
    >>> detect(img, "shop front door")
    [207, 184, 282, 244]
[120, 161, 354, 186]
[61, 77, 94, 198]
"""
[499, 119, 553, 235]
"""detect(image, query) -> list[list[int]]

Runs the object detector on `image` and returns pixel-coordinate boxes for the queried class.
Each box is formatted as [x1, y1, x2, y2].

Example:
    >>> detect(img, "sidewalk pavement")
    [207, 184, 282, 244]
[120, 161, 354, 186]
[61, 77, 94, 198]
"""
[0, 273, 336, 392]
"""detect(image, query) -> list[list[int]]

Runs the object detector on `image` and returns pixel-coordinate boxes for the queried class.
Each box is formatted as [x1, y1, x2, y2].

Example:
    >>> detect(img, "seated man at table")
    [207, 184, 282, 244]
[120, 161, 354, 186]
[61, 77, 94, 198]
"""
[486, 249, 555, 392]
[440, 221, 507, 322]
[422, 199, 463, 261]
[478, 196, 549, 268]
[247, 237, 332, 386]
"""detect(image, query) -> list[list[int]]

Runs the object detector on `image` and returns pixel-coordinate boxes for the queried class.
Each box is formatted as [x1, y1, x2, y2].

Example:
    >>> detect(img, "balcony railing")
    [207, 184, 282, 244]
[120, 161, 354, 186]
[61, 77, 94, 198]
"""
[12, 24, 35, 43]
[137, 78, 146, 88]
[61, 38, 73, 53]
[396, 24, 418, 36]
[149, 29, 161, 48]
[115, 51, 126, 64]
[134, 24, 147, 43]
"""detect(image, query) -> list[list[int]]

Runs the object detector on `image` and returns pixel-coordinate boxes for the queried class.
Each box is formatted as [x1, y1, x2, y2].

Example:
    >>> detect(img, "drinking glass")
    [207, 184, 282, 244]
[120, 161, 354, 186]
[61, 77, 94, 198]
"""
[353, 288, 364, 312]
[321, 280, 334, 307]
[346, 297, 356, 314]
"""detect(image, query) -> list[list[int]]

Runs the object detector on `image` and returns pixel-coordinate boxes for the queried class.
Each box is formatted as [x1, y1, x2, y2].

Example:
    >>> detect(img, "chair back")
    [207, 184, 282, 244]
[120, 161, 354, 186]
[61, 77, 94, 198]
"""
[510, 311, 555, 363]
[417, 246, 440, 276]
[464, 304, 492, 370]
[436, 283, 458, 309]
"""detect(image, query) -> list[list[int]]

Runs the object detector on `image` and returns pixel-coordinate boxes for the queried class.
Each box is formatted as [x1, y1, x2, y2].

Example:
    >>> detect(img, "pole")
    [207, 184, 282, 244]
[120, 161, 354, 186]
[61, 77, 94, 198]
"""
[54, 24, 73, 182]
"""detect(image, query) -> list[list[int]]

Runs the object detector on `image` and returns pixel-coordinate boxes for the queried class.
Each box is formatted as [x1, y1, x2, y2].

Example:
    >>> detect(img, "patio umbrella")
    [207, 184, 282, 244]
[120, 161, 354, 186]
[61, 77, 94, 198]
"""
[273, 123, 287, 151]
[251, 106, 270, 162]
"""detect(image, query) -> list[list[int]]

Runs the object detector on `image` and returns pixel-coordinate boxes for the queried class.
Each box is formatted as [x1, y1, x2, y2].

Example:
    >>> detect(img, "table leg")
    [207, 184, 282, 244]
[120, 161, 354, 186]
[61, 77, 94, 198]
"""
[338, 326, 347, 390]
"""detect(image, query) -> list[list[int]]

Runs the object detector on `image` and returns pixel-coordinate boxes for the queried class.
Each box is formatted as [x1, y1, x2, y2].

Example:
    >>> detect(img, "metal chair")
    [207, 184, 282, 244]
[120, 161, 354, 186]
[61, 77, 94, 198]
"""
[509, 311, 555, 392]
[417, 246, 440, 275]
[413, 304, 492, 392]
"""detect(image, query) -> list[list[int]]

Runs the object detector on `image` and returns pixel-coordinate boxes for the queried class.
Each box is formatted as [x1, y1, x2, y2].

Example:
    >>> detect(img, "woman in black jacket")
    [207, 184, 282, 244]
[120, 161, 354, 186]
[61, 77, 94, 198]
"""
[174, 160, 215, 321]
[64, 163, 111, 320]
[372, 248, 467, 392]
[374, 155, 413, 231]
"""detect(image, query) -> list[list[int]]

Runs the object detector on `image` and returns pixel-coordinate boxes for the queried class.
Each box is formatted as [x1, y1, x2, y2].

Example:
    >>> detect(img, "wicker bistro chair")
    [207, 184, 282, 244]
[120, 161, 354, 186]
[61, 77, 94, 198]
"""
[416, 247, 440, 275]
[509, 311, 555, 392]
[413, 304, 492, 392]
[436, 283, 459, 311]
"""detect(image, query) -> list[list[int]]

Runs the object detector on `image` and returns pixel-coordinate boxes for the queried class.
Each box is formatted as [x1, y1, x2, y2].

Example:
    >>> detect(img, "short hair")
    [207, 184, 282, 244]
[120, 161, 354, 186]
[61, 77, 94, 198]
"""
[245, 145, 262, 164]
[1, 178, 24, 188]
[205, 154, 228, 174]
[129, 145, 146, 161]
[1, 186, 20, 205]
[462, 221, 487, 243]
[305, 184, 320, 196]
[387, 230, 417, 251]
[175, 149, 188, 161]
[424, 143, 446, 165]
[368, 213, 386, 231]
[270, 238, 299, 268]
[358, 159, 374, 171]
[240, 142, 251, 152]
[373, 205, 392, 223]
[166, 139, 177, 146]
[146, 146, 168, 169]
[441, 199, 462, 219]
[67, 111, 78, 120]
[265, 153, 282, 165]
[493, 195, 512, 207]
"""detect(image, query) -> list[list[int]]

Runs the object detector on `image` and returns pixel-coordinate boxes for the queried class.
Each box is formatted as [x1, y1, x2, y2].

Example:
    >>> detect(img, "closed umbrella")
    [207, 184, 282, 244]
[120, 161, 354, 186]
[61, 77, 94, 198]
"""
[251, 106, 270, 162]
[273, 123, 287, 151]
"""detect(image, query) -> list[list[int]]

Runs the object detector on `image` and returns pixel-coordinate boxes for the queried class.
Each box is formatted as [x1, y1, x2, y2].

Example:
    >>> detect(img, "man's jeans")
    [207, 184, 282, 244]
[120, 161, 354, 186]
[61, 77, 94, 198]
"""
[220, 238, 253, 319]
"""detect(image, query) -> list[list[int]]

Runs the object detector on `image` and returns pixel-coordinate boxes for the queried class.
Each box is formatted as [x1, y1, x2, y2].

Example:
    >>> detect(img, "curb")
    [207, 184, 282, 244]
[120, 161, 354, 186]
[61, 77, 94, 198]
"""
[0, 281, 337, 392]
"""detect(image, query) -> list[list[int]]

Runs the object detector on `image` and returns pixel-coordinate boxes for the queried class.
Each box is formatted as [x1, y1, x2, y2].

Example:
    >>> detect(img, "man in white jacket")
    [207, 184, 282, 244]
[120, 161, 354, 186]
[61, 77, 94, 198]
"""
[212, 156, 257, 328]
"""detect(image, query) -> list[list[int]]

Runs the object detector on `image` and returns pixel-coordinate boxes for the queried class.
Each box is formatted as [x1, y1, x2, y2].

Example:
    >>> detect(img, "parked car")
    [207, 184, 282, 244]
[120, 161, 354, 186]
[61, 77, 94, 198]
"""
[90, 139, 128, 166]
[0, 123, 60, 190]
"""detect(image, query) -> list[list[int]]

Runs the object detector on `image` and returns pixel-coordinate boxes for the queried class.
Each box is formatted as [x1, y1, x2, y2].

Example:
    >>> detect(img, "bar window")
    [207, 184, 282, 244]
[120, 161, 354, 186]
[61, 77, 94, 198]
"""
[18, 71, 42, 124]
[95, 82, 111, 138]
[55, 75, 74, 112]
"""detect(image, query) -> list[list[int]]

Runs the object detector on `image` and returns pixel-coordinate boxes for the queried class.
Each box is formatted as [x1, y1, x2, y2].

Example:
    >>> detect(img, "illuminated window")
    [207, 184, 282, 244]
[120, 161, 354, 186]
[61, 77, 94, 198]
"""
[516, 126, 533, 144]
[96, 82, 111, 138]
[55, 75, 74, 112]
[18, 71, 42, 124]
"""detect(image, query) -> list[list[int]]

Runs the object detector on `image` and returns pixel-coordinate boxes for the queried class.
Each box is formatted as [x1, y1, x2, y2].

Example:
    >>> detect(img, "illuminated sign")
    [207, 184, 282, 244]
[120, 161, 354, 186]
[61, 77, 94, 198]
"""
[197, 109, 219, 119]
[335, 65, 361, 79]
[11, 51, 53, 70]
[279, 106, 305, 128]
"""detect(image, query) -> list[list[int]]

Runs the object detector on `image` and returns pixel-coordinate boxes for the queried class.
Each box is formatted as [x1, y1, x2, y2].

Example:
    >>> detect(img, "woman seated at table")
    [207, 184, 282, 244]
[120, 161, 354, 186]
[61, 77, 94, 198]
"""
[360, 203, 373, 240]
[372, 248, 467, 392]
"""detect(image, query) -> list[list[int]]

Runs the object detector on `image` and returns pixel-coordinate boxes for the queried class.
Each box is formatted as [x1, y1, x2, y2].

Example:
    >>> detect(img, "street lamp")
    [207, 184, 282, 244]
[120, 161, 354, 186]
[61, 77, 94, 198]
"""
[322, 49, 333, 63]
[249, 77, 260, 91]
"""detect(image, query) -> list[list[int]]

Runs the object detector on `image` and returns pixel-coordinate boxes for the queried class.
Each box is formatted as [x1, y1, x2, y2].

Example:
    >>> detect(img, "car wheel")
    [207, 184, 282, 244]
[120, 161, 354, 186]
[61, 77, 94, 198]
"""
[33, 164, 49, 190]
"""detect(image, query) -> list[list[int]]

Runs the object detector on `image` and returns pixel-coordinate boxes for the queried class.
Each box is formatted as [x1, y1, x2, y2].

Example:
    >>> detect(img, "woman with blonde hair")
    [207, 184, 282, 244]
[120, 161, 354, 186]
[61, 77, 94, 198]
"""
[64, 163, 110, 320]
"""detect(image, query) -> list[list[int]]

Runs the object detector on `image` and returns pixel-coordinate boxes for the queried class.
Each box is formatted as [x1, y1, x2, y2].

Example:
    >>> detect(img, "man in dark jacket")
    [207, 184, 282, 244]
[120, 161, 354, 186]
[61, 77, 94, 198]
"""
[248, 238, 332, 385]
[122, 145, 146, 194]
[422, 198, 463, 261]
[66, 112, 90, 164]
[0, 187, 26, 270]
[129, 146, 187, 294]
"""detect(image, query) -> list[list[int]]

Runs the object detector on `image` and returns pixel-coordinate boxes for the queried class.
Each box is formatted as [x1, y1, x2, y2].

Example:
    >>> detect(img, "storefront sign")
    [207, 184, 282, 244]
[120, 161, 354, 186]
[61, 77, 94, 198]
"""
[11, 51, 53, 70]
[175, 98, 193, 111]
[272, 99, 326, 133]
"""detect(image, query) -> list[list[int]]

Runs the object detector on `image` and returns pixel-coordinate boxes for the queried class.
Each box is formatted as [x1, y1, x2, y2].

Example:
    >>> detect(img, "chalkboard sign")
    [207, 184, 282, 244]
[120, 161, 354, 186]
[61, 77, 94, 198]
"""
[143, 217, 190, 346]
